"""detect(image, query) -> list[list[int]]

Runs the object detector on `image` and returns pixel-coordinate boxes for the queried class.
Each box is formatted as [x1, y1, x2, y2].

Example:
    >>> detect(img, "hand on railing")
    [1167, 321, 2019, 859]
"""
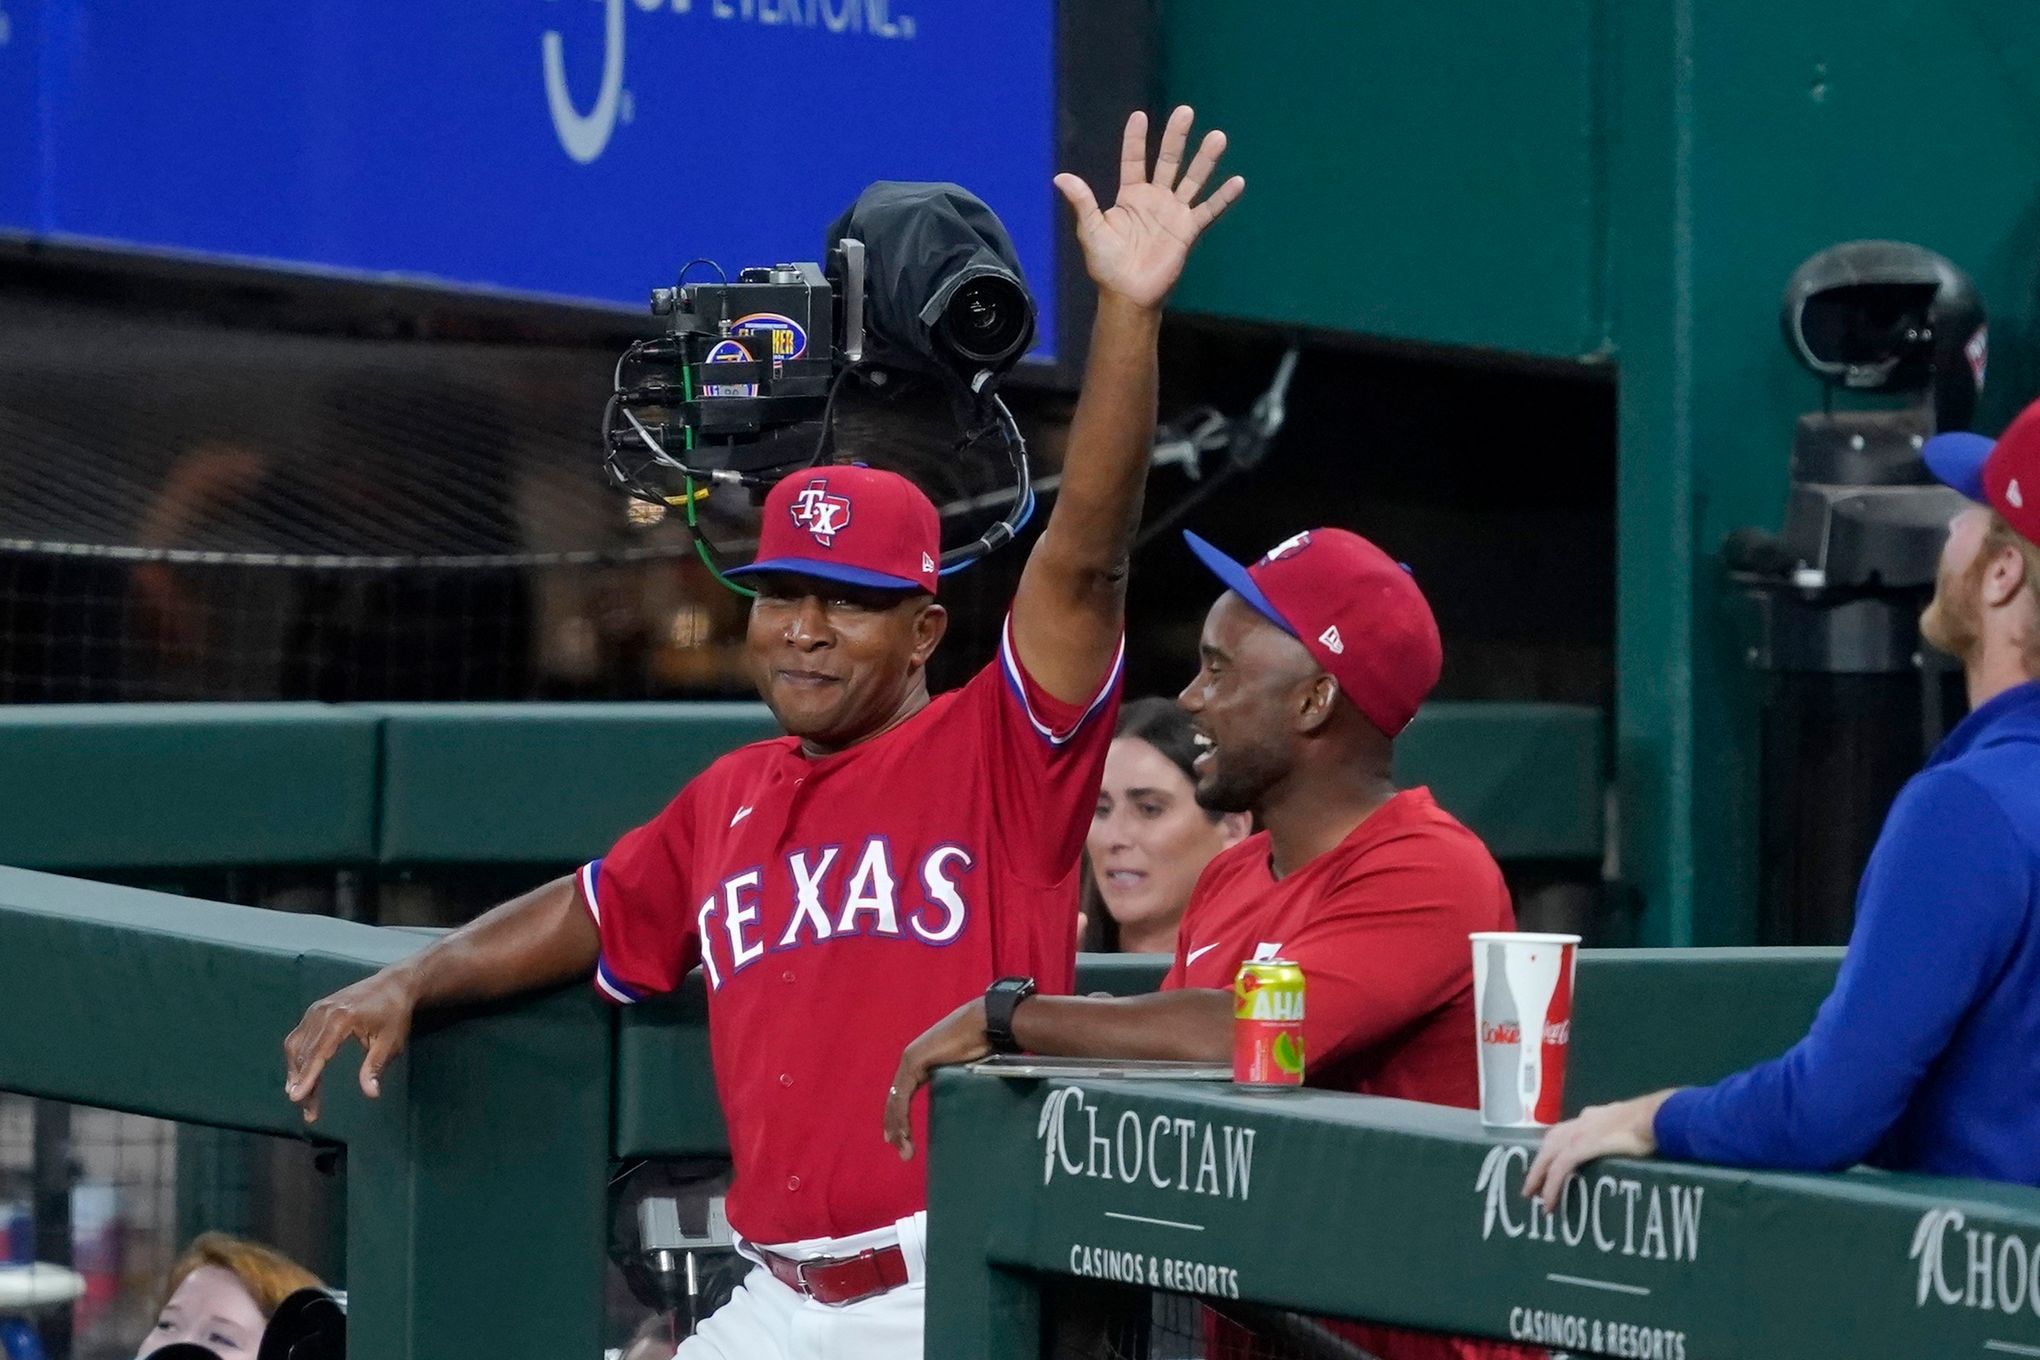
[283, 969, 421, 1123]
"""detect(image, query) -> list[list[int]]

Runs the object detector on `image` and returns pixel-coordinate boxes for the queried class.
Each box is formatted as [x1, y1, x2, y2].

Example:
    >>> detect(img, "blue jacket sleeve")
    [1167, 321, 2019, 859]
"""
[1653, 768, 2027, 1171]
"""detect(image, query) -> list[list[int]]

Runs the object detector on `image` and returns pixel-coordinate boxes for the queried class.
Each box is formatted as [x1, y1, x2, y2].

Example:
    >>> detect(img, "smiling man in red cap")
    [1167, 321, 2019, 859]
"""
[886, 525, 1526, 1360]
[281, 108, 1244, 1359]
[886, 524, 1516, 1113]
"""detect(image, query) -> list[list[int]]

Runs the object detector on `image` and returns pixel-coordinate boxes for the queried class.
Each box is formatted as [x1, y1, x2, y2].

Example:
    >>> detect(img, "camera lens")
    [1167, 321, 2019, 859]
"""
[938, 274, 1032, 367]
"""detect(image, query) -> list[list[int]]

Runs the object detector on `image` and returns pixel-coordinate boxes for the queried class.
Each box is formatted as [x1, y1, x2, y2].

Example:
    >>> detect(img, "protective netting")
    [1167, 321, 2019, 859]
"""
[0, 299, 632, 566]
[1044, 1277, 1553, 1360]
[0, 1094, 341, 1360]
[0, 297, 1031, 702]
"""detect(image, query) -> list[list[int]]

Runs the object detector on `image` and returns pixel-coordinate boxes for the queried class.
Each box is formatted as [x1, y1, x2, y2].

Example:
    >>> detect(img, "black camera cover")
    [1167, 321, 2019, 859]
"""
[826, 182, 1036, 379]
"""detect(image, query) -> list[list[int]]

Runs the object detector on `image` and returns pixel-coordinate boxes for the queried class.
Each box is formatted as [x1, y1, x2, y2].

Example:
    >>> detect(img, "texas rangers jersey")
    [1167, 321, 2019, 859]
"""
[582, 617, 1121, 1244]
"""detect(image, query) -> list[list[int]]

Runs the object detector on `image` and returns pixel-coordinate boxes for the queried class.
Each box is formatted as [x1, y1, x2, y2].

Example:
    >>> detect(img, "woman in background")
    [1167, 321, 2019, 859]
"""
[1083, 697, 1250, 955]
[135, 1233, 323, 1359]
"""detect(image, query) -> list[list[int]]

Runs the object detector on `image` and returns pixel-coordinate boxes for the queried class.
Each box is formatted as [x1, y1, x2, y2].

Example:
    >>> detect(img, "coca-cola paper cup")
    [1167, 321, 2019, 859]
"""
[1470, 931, 1580, 1128]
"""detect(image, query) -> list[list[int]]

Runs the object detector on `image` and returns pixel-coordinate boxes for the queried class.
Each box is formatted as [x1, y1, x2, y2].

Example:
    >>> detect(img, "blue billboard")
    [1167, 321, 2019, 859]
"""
[0, 1, 1062, 357]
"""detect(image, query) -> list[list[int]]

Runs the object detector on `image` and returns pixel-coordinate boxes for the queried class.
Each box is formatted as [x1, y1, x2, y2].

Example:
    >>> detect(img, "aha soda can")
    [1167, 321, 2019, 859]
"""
[1233, 958, 1305, 1088]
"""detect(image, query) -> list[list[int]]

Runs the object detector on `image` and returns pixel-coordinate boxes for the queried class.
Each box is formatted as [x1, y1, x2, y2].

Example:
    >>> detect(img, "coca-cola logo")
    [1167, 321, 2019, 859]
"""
[1481, 1020, 1570, 1045]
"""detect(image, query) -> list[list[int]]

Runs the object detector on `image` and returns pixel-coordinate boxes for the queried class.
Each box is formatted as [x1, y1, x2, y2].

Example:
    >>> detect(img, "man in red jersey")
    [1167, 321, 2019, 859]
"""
[280, 107, 1243, 1359]
[888, 527, 1530, 1360]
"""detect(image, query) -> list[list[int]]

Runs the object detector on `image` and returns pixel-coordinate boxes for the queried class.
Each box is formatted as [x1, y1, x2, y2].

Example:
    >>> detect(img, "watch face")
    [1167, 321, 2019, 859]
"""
[987, 978, 1034, 1054]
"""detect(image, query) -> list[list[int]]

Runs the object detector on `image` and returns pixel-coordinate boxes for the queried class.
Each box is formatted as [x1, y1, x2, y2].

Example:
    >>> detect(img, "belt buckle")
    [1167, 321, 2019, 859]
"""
[794, 1255, 832, 1299]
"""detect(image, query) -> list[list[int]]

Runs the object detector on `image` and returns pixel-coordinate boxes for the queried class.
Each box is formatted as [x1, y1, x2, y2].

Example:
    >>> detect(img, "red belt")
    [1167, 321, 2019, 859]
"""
[755, 1243, 910, 1307]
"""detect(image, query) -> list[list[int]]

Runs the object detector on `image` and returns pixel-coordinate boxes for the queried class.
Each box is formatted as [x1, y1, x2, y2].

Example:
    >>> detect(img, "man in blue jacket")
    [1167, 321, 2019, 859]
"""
[1526, 396, 2040, 1205]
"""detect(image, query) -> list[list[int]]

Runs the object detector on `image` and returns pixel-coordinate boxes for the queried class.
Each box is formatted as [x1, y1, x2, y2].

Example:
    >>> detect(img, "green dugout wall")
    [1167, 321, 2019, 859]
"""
[8, 874, 2029, 1359]
[923, 1073, 2040, 1359]
[1160, 1, 2040, 943]
[0, 700, 1602, 872]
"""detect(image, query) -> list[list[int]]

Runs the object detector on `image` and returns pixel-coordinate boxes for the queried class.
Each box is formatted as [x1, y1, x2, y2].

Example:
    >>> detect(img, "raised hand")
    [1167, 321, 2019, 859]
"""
[1055, 106, 1245, 310]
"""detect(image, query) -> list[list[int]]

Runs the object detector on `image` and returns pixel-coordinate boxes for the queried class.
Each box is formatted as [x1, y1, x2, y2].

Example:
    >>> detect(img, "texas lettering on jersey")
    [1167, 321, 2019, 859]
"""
[688, 838, 977, 989]
[577, 621, 1123, 1244]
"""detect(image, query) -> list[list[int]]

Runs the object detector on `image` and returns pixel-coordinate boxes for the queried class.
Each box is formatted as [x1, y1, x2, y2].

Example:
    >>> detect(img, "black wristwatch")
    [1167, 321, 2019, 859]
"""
[983, 976, 1038, 1055]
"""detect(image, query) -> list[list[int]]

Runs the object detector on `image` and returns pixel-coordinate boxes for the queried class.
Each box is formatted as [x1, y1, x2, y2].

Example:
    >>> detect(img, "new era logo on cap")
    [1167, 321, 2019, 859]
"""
[1262, 531, 1313, 563]
[1184, 528, 1442, 737]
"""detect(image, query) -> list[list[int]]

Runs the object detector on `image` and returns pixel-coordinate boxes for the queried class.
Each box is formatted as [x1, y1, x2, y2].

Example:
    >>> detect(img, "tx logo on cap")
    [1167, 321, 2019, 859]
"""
[790, 480, 853, 547]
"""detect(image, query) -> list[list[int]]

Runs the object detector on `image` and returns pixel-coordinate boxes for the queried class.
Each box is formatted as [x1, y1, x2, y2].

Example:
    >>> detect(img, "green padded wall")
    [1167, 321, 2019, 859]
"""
[1160, 0, 1607, 359]
[1399, 703, 1605, 860]
[375, 701, 1604, 866]
[370, 702, 781, 864]
[926, 1074, 2040, 1359]
[0, 700, 1607, 871]
[0, 704, 378, 870]
[0, 868, 613, 1360]
[1568, 946, 1838, 1109]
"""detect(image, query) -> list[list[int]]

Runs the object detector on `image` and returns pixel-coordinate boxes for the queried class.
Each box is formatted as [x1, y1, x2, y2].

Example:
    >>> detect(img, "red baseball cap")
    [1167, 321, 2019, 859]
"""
[724, 465, 940, 593]
[1184, 528, 1443, 736]
[1924, 396, 2040, 549]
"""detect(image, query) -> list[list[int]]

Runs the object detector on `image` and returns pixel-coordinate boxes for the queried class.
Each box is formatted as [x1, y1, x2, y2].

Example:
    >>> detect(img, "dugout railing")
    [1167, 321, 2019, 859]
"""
[923, 947, 2040, 1359]
[0, 869, 1185, 1357]
[0, 868, 1923, 1359]
[0, 866, 616, 1359]
[923, 1067, 2040, 1359]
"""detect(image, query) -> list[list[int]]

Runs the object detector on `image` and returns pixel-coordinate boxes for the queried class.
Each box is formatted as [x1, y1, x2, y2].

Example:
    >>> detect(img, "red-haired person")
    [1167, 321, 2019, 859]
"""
[135, 1233, 323, 1359]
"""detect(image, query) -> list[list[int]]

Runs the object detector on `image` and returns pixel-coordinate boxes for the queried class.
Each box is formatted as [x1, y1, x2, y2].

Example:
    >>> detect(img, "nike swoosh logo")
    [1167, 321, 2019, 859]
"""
[729, 805, 754, 828]
[1186, 943, 1220, 966]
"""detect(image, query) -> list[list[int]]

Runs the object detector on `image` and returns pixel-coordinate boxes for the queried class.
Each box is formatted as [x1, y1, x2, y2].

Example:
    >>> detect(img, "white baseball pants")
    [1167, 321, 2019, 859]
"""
[677, 1212, 928, 1360]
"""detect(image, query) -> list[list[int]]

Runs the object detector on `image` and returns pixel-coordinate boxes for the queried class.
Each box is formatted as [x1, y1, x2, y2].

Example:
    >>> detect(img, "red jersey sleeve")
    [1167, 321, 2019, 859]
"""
[1284, 832, 1506, 1071]
[956, 612, 1124, 884]
[578, 786, 703, 1005]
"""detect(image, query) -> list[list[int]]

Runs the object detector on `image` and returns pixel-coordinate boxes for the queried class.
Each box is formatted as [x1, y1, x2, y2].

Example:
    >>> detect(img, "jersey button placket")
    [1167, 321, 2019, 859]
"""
[786, 1175, 801, 1191]
[778, 1073, 793, 1088]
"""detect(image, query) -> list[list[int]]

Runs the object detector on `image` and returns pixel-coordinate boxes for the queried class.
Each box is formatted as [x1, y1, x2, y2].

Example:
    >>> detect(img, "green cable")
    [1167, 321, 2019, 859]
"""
[677, 362, 755, 598]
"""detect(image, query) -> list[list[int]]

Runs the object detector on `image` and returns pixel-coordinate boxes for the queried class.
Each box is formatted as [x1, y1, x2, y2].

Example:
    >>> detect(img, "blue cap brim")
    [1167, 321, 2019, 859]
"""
[1924, 431, 1994, 504]
[1182, 531, 1298, 638]
[723, 557, 926, 591]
